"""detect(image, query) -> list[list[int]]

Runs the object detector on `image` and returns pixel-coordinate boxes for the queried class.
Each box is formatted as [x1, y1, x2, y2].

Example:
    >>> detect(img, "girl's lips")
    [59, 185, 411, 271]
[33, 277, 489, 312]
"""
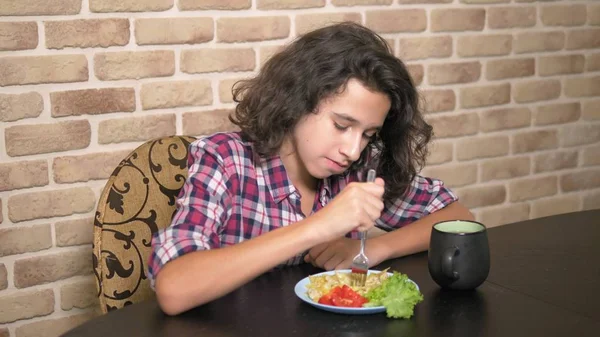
[326, 158, 349, 171]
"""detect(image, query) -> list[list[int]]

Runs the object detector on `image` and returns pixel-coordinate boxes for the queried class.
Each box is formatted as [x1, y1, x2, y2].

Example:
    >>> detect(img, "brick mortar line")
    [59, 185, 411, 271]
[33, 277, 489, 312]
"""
[209, 79, 219, 116]
[0, 133, 7, 160]
[0, 29, 598, 58]
[426, 96, 596, 120]
[0, 242, 92, 259]
[0, 9, 595, 30]
[85, 45, 96, 84]
[38, 90, 52, 122]
[419, 50, 597, 65]
[133, 80, 143, 121]
[0, 2, 594, 24]
[453, 183, 587, 204]
[126, 17, 135, 48]
[0, 55, 592, 93]
[172, 47, 182, 77]
[0, 210, 98, 231]
[444, 123, 600, 148]
[449, 156, 600, 182]
[50, 214, 57, 251]
[0, 8, 367, 22]
[0, 143, 141, 172]
[34, 20, 44, 52]
[175, 109, 183, 135]
[54, 282, 61, 316]
[460, 95, 594, 117]
[0, 212, 97, 230]
[0, 180, 101, 204]
[3, 245, 15, 289]
[0, 136, 142, 164]
[80, 0, 90, 15]
[134, 101, 238, 114]
[577, 147, 586, 168]
[86, 112, 102, 149]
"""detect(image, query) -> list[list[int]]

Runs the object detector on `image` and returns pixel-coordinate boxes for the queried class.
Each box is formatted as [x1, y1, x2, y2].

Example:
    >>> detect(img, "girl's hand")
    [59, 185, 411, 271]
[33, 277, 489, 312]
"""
[304, 238, 358, 270]
[309, 178, 385, 243]
[304, 237, 386, 270]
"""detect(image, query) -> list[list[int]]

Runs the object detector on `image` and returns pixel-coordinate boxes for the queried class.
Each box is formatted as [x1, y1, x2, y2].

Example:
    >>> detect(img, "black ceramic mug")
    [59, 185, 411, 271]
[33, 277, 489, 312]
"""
[428, 220, 490, 290]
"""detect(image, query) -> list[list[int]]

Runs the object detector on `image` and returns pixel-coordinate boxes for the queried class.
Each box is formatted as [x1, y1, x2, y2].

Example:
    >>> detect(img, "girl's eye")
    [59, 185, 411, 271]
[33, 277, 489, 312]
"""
[334, 122, 348, 131]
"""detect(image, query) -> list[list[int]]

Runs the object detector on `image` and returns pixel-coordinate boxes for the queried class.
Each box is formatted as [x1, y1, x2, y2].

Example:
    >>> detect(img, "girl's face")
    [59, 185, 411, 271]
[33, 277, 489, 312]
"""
[284, 78, 391, 182]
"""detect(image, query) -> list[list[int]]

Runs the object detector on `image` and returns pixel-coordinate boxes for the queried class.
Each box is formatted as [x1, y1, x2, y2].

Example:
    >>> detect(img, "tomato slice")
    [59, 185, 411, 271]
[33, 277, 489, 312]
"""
[344, 285, 368, 307]
[331, 286, 343, 296]
[318, 285, 368, 308]
[341, 285, 354, 297]
[318, 293, 333, 305]
[331, 295, 354, 307]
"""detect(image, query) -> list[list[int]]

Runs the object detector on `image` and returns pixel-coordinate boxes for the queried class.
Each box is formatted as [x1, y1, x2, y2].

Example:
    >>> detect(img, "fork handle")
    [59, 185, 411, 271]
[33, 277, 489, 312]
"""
[359, 230, 366, 255]
[366, 169, 376, 183]
[361, 168, 376, 250]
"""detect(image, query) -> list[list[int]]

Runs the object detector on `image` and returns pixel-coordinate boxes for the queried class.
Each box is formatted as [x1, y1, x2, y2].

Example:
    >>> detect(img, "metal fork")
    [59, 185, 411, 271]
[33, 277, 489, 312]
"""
[350, 168, 377, 287]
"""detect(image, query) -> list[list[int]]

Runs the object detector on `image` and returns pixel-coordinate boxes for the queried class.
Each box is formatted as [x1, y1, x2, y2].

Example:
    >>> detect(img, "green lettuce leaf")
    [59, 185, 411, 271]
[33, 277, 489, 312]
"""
[365, 272, 424, 319]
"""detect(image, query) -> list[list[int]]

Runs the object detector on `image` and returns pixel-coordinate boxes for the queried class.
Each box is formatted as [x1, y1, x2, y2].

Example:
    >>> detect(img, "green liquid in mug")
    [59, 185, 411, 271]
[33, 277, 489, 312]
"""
[434, 221, 485, 234]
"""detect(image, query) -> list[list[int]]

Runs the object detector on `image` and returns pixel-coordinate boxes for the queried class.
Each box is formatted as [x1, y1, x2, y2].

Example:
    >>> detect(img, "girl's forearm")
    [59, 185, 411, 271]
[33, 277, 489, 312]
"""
[155, 217, 321, 315]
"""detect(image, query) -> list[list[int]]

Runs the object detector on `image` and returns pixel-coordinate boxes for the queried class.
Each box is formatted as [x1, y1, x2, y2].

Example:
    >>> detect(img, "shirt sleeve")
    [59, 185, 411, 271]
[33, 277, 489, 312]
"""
[376, 175, 458, 230]
[147, 139, 232, 288]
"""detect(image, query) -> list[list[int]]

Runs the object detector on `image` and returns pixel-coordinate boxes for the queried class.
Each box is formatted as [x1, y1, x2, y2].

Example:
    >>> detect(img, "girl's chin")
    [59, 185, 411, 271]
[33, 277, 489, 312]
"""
[306, 166, 332, 179]
[311, 166, 345, 179]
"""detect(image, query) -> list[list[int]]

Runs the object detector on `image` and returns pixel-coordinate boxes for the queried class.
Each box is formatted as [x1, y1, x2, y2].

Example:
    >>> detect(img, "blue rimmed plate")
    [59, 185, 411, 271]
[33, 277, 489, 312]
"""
[294, 269, 418, 315]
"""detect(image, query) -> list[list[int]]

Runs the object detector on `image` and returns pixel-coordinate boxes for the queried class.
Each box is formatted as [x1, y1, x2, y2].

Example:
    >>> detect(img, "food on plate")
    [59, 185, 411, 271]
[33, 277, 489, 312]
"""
[306, 268, 390, 301]
[305, 269, 424, 319]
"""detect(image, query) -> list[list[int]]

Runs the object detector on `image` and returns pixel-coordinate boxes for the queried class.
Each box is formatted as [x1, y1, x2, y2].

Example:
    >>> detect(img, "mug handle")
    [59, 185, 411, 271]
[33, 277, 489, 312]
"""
[442, 246, 460, 280]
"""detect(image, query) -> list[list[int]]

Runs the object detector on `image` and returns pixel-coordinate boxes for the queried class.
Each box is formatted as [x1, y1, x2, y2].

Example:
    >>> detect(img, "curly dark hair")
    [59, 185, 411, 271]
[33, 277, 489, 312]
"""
[230, 22, 432, 203]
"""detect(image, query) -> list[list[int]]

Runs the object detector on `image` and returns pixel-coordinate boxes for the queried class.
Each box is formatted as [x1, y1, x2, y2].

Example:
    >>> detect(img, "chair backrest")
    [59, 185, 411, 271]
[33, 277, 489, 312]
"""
[93, 135, 196, 313]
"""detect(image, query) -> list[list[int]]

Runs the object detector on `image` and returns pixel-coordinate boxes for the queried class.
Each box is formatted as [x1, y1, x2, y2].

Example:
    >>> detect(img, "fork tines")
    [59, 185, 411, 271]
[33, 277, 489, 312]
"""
[350, 267, 367, 287]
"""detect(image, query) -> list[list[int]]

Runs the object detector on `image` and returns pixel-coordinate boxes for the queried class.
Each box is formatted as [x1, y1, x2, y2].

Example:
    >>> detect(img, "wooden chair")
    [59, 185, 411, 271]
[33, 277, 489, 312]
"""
[93, 136, 196, 313]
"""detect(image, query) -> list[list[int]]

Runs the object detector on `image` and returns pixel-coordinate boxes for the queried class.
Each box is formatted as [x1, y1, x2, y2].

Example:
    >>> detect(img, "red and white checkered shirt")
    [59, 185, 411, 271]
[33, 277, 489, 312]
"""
[148, 132, 457, 286]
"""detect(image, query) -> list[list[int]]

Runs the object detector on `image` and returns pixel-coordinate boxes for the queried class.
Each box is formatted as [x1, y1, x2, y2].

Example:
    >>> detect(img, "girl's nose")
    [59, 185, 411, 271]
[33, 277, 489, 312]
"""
[340, 134, 362, 162]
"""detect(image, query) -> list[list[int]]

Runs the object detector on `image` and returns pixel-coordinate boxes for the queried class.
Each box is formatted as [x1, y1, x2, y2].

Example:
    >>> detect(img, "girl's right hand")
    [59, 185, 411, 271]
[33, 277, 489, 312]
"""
[310, 178, 385, 242]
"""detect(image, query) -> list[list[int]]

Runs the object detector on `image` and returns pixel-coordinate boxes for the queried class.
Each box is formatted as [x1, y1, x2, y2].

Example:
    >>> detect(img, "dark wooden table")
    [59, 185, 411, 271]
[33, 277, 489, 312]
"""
[62, 209, 600, 337]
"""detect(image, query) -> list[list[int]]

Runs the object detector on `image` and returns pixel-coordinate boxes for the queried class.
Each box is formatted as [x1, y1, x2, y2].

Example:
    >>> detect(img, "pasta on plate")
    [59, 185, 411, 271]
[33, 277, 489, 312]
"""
[305, 268, 390, 302]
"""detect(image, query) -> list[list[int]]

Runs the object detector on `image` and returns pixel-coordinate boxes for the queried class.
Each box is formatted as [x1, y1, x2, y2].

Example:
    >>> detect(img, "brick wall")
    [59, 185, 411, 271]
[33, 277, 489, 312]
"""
[0, 0, 599, 335]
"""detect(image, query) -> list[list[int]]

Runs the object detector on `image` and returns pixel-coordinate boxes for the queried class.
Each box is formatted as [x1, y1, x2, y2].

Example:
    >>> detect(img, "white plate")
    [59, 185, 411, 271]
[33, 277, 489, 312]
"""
[294, 269, 418, 315]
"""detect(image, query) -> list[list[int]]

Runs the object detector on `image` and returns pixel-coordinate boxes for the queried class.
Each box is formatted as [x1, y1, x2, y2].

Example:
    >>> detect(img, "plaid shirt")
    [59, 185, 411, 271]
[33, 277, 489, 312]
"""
[148, 132, 457, 286]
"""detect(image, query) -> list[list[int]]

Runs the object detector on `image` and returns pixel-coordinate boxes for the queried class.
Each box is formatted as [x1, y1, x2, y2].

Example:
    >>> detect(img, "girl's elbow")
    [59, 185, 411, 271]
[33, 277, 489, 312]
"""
[155, 272, 187, 316]
[154, 270, 212, 316]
